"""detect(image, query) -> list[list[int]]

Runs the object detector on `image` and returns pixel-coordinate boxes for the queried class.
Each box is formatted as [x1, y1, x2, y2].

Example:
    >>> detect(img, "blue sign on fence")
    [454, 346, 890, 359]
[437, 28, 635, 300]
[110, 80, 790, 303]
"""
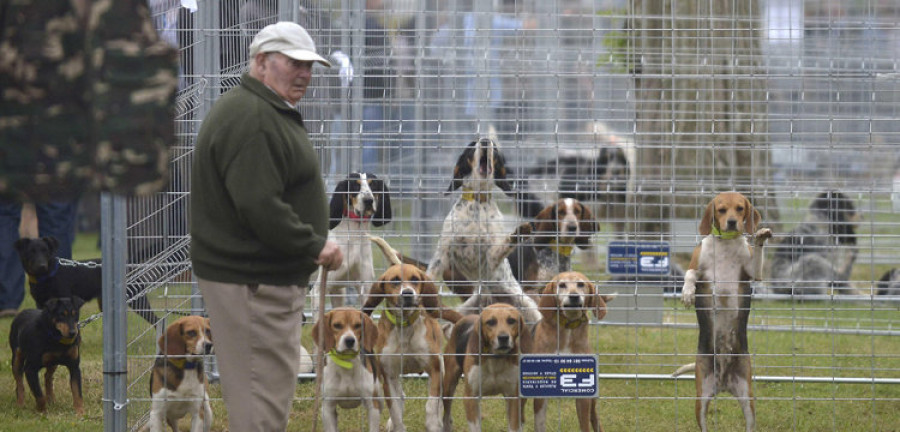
[519, 355, 598, 398]
[607, 241, 670, 275]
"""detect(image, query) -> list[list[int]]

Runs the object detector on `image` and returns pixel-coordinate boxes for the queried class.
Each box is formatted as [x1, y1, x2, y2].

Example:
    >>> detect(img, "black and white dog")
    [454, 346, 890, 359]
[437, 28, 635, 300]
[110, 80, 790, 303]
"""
[426, 138, 540, 323]
[309, 173, 391, 314]
[768, 191, 860, 296]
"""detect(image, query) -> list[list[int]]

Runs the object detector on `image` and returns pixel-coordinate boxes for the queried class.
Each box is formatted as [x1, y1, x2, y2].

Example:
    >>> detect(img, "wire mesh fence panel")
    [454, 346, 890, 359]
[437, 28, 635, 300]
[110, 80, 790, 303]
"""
[113, 0, 900, 430]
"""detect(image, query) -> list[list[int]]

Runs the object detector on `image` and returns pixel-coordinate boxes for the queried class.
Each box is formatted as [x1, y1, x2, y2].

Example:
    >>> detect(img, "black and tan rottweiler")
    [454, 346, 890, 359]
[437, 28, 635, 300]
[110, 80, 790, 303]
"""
[9, 297, 86, 414]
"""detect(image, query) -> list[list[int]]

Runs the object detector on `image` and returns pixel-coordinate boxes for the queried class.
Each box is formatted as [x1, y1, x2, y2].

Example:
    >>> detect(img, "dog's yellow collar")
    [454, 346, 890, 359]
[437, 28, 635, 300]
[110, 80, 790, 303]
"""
[549, 239, 574, 257]
[558, 312, 588, 329]
[58, 336, 77, 345]
[383, 307, 419, 328]
[711, 225, 741, 240]
[461, 189, 490, 203]
[328, 349, 358, 370]
[167, 358, 200, 370]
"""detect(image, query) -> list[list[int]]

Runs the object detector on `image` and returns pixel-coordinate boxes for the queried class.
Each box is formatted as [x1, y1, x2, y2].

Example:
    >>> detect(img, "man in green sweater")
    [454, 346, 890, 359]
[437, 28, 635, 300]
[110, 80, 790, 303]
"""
[190, 21, 342, 431]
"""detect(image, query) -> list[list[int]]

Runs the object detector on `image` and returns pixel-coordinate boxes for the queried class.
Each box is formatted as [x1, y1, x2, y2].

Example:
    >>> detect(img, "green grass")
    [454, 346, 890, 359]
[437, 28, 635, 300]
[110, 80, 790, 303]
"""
[1, 228, 898, 431]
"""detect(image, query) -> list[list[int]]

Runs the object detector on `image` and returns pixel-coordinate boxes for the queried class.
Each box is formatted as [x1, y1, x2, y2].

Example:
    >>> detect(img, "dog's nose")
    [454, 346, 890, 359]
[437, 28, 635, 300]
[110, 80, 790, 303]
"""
[363, 197, 374, 208]
[401, 289, 416, 306]
[497, 333, 510, 347]
[726, 219, 738, 230]
[204, 342, 213, 355]
[566, 224, 578, 233]
[344, 337, 356, 349]
[567, 294, 583, 305]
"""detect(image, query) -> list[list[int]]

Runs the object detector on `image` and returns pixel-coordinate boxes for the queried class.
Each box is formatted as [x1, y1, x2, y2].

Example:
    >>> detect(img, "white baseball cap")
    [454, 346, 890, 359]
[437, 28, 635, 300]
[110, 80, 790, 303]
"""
[249, 21, 331, 67]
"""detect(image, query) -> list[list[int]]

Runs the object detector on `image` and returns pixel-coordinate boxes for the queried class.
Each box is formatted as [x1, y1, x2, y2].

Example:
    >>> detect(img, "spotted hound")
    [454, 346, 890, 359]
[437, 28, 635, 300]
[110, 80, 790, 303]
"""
[426, 138, 540, 323]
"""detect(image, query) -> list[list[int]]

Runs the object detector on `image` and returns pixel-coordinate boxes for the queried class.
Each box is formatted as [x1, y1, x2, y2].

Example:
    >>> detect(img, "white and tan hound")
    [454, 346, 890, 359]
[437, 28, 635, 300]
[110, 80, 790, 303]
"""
[676, 192, 772, 432]
[532, 271, 614, 432]
[310, 172, 392, 316]
[426, 138, 540, 323]
[145, 316, 214, 432]
[363, 236, 461, 432]
[442, 303, 533, 432]
[508, 198, 598, 297]
[312, 307, 383, 432]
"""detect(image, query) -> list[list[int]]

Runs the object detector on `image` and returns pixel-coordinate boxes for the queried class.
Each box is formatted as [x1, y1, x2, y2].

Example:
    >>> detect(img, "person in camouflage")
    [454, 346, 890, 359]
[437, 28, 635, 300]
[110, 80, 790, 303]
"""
[0, 0, 177, 314]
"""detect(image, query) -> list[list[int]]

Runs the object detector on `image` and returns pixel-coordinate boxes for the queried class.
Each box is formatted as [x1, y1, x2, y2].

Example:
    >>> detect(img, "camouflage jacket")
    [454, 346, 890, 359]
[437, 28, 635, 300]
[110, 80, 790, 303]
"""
[0, 0, 178, 202]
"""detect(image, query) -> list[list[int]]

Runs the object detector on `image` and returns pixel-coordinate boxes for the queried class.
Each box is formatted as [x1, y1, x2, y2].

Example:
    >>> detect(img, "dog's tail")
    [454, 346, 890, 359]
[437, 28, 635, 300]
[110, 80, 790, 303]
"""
[672, 362, 696, 377]
[368, 235, 403, 266]
[368, 235, 430, 271]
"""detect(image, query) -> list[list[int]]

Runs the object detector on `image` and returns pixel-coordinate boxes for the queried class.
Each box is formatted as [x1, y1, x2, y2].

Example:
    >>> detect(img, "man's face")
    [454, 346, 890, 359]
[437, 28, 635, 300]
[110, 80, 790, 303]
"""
[257, 52, 314, 105]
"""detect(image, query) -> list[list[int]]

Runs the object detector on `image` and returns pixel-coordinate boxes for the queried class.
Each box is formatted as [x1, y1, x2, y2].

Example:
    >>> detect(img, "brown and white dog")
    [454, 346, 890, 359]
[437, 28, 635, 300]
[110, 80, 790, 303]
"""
[508, 199, 598, 297]
[145, 316, 214, 432]
[363, 236, 461, 432]
[310, 172, 392, 316]
[426, 138, 540, 323]
[312, 307, 383, 432]
[532, 271, 614, 432]
[676, 192, 772, 432]
[442, 303, 533, 432]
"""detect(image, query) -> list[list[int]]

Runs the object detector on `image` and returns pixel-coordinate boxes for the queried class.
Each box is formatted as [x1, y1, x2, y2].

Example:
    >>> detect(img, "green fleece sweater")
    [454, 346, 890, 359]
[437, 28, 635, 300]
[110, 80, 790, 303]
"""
[190, 73, 328, 285]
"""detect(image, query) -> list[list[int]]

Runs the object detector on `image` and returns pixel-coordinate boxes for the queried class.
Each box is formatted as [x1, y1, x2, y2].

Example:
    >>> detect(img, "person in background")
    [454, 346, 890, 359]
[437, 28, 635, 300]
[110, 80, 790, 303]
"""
[190, 21, 342, 430]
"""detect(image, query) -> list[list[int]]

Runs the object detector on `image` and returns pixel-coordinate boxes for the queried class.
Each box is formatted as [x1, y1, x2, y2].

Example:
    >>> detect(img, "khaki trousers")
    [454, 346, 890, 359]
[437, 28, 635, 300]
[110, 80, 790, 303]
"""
[198, 278, 306, 432]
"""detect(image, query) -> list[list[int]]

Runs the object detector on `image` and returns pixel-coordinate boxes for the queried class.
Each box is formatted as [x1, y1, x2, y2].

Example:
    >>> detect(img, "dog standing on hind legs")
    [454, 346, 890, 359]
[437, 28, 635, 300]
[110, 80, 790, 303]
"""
[676, 192, 772, 432]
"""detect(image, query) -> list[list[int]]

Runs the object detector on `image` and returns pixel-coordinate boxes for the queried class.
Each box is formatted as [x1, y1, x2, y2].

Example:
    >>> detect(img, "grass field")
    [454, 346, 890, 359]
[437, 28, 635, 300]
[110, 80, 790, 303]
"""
[0, 228, 898, 431]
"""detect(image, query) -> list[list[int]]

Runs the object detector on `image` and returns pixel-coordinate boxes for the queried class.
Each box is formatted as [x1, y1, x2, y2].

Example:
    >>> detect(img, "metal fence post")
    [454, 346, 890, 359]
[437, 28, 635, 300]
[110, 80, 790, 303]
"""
[101, 192, 128, 432]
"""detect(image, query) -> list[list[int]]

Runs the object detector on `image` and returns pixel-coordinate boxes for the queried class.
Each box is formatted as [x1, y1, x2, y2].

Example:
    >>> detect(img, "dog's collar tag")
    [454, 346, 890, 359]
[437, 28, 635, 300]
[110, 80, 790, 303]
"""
[711, 225, 741, 240]
[328, 349, 358, 370]
[383, 307, 418, 328]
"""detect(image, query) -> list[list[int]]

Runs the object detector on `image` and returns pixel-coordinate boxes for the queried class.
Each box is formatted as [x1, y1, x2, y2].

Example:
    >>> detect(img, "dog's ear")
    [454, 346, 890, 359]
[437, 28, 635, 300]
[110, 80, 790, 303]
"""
[492, 150, 514, 197]
[699, 199, 715, 236]
[312, 311, 336, 352]
[516, 311, 533, 354]
[744, 196, 761, 234]
[44, 297, 59, 311]
[538, 283, 559, 323]
[13, 238, 29, 254]
[361, 272, 388, 316]
[584, 280, 610, 321]
[160, 319, 187, 356]
[447, 144, 475, 193]
[329, 179, 351, 230]
[370, 178, 392, 227]
[43, 236, 59, 255]
[533, 203, 557, 247]
[205, 317, 213, 343]
[71, 296, 85, 310]
[576, 202, 599, 249]
[466, 314, 485, 355]
[418, 272, 440, 316]
[361, 312, 378, 353]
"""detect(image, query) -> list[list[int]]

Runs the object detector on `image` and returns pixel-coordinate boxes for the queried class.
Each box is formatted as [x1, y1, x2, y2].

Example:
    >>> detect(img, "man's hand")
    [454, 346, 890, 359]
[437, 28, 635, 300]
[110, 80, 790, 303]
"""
[316, 240, 343, 272]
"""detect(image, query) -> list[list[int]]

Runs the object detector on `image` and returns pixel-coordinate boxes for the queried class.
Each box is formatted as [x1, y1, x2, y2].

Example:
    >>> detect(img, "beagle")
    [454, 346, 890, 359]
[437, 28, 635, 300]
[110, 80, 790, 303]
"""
[145, 315, 214, 432]
[364, 236, 462, 432]
[426, 138, 540, 323]
[310, 172, 392, 315]
[677, 192, 772, 432]
[442, 303, 533, 432]
[532, 271, 614, 432]
[312, 307, 383, 432]
[508, 198, 598, 296]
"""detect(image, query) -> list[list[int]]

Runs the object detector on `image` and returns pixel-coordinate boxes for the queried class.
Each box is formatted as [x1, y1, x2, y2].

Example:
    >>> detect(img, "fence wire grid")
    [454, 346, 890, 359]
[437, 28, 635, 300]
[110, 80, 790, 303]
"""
[107, 0, 900, 430]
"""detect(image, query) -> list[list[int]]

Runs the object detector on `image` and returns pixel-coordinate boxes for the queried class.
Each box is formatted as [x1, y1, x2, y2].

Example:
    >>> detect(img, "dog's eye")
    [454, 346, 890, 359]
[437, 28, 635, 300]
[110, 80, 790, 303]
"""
[506, 317, 517, 326]
[485, 318, 497, 327]
[333, 323, 344, 330]
[736, 206, 744, 212]
[186, 330, 198, 338]
[718, 208, 727, 214]
[577, 281, 585, 288]
[353, 323, 362, 330]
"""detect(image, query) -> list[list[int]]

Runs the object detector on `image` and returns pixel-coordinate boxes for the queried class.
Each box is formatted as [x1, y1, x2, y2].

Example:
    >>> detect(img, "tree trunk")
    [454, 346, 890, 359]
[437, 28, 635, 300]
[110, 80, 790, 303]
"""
[630, 0, 779, 237]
